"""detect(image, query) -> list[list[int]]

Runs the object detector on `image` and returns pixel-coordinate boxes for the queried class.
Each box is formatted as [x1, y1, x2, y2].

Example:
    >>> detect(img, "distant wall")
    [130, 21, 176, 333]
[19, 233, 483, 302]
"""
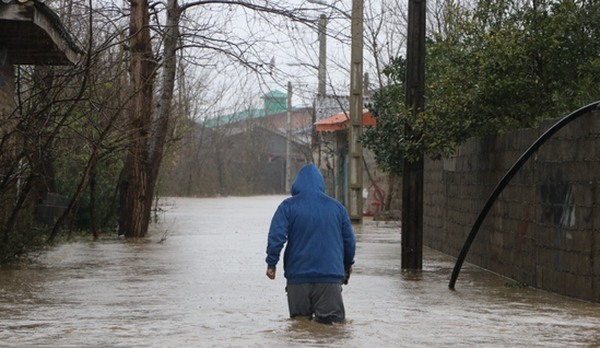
[424, 107, 600, 302]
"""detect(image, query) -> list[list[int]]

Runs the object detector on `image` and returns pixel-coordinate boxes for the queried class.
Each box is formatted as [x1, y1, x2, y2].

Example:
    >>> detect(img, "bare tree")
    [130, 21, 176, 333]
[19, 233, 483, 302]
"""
[114, 0, 325, 237]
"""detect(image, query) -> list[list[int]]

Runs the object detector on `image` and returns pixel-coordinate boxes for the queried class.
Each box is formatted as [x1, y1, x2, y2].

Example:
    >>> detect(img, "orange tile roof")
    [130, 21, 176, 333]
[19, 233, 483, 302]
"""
[315, 111, 375, 131]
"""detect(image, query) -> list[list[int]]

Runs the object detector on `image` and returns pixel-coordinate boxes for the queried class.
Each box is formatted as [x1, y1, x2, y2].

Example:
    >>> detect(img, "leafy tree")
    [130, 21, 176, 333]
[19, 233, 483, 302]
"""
[362, 0, 600, 173]
[429, 0, 600, 134]
[361, 56, 407, 175]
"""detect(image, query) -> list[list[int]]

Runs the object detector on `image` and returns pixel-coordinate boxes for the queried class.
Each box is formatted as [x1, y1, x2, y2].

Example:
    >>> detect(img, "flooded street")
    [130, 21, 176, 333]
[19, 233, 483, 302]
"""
[1, 196, 600, 347]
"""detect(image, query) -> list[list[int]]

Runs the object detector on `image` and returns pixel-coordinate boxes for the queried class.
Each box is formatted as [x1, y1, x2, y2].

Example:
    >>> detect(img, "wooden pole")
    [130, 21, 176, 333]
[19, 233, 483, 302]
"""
[286, 82, 292, 192]
[318, 14, 327, 100]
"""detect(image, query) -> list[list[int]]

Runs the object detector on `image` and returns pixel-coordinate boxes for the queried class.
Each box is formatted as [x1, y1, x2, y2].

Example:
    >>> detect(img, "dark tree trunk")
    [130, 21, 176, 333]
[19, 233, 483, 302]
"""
[118, 0, 156, 237]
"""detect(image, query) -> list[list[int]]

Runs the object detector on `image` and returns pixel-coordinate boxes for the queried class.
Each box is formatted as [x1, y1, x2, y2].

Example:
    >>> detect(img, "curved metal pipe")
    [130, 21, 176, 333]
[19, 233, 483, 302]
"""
[449, 101, 600, 290]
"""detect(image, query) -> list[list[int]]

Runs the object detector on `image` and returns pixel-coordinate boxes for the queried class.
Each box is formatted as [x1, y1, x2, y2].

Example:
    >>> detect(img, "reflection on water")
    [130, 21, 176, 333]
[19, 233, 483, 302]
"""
[1, 196, 600, 347]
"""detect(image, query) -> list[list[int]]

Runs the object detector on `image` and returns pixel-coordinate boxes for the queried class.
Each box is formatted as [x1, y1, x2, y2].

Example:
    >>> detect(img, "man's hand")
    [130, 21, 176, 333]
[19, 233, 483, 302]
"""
[266, 268, 276, 280]
[342, 268, 352, 285]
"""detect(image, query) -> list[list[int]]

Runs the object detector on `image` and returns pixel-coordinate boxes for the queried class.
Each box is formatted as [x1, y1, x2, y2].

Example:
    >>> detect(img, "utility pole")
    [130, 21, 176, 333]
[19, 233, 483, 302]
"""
[317, 14, 327, 100]
[286, 81, 292, 192]
[402, 0, 426, 269]
[348, 0, 363, 224]
[313, 14, 327, 158]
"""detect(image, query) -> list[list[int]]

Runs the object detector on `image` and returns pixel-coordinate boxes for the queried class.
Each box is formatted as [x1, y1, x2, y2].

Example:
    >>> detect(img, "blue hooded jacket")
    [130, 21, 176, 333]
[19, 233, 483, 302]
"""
[266, 164, 356, 284]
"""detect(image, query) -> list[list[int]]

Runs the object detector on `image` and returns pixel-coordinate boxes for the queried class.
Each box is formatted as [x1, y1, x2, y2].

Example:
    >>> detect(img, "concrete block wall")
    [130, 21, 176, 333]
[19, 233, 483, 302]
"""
[424, 108, 600, 302]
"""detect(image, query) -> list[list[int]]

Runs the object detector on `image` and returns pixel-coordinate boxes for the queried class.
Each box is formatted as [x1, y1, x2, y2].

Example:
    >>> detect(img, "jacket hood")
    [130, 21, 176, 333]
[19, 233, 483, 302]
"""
[290, 164, 325, 196]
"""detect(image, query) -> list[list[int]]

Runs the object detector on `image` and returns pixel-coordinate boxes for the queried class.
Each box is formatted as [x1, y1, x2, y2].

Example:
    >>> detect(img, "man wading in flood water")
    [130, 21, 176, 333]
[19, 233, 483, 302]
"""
[265, 164, 356, 324]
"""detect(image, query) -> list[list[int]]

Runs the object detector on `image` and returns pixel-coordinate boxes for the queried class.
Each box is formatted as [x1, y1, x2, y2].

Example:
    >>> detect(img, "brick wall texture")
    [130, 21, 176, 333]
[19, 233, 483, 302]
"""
[423, 107, 600, 302]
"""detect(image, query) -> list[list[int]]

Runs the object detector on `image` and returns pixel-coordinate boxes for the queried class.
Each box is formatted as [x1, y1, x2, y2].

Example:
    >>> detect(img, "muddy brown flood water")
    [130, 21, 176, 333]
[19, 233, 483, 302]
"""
[1, 196, 600, 347]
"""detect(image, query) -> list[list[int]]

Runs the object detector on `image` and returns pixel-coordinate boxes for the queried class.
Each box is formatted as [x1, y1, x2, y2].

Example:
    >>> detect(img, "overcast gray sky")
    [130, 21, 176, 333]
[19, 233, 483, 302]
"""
[228, 0, 355, 109]
[178, 0, 408, 119]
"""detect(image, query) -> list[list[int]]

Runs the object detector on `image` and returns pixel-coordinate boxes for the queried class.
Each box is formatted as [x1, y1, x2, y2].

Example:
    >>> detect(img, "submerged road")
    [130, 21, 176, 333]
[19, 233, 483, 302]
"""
[1, 196, 599, 347]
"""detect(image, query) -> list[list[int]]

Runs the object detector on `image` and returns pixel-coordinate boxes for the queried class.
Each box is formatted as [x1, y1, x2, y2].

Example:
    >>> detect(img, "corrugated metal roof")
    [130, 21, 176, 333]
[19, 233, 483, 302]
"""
[203, 108, 264, 128]
[260, 90, 287, 99]
[203, 90, 295, 128]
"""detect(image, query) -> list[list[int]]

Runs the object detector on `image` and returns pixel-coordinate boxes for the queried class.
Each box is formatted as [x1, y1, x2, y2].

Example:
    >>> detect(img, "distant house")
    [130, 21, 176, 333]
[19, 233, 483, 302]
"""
[205, 90, 313, 139]
[203, 90, 313, 194]
[315, 110, 394, 216]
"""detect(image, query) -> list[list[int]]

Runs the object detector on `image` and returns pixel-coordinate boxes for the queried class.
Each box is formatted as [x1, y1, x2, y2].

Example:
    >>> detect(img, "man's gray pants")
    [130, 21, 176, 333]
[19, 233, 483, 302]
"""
[286, 283, 345, 324]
